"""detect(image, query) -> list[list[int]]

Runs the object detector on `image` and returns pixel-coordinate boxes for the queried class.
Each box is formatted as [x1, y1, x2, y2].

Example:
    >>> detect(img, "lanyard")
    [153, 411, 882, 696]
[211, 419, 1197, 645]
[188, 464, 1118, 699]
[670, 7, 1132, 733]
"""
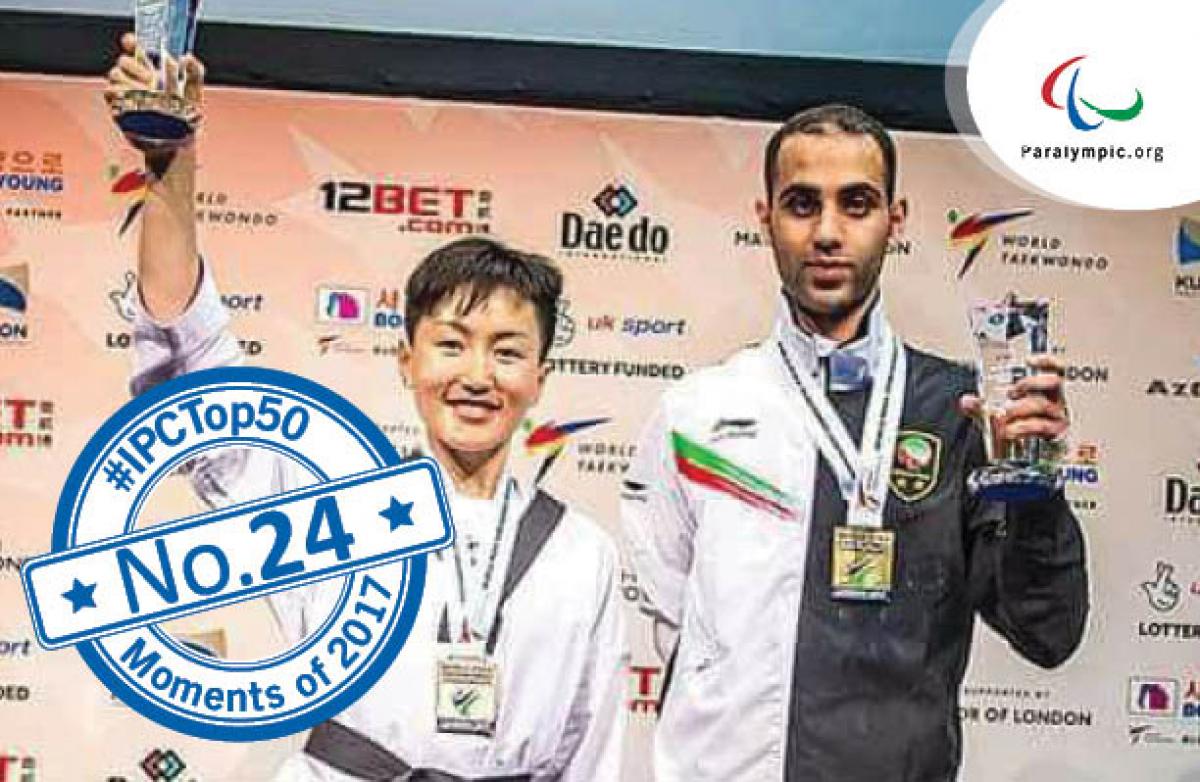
[444, 478, 516, 645]
[775, 323, 907, 529]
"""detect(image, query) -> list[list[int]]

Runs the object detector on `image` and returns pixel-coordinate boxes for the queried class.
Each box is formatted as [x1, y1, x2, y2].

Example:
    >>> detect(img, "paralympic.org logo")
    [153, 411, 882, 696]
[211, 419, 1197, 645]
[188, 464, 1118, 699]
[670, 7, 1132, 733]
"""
[1041, 55, 1144, 132]
[959, 0, 1197, 209]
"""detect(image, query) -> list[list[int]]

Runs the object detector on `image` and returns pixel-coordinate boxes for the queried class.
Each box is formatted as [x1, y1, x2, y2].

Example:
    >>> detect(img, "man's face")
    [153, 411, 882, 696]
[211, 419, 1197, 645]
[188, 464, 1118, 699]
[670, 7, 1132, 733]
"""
[400, 287, 547, 461]
[756, 131, 906, 324]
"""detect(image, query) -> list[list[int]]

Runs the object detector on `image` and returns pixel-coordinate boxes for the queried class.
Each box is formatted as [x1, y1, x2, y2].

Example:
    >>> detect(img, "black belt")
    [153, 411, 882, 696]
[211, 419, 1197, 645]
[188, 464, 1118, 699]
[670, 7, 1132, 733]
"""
[304, 720, 531, 782]
[305, 490, 566, 782]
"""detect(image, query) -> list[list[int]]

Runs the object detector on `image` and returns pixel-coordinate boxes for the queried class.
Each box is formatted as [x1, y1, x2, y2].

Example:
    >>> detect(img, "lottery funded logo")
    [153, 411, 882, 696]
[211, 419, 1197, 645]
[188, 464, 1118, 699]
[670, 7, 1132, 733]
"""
[20, 367, 453, 740]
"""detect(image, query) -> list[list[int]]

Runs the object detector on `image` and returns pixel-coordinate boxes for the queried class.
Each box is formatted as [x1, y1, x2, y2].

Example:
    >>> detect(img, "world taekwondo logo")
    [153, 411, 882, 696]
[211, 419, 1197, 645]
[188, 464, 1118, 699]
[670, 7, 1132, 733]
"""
[109, 167, 149, 237]
[1041, 55, 1145, 132]
[947, 208, 1034, 279]
[523, 417, 610, 485]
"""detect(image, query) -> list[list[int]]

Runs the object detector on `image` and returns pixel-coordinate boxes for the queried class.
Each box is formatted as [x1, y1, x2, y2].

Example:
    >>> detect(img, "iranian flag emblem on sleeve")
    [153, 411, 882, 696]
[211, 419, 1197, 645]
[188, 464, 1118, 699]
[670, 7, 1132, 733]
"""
[671, 431, 796, 520]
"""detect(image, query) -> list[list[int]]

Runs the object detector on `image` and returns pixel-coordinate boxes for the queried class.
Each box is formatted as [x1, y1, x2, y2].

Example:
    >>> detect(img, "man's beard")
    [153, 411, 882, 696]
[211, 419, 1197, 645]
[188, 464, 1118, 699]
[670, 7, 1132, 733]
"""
[782, 255, 884, 332]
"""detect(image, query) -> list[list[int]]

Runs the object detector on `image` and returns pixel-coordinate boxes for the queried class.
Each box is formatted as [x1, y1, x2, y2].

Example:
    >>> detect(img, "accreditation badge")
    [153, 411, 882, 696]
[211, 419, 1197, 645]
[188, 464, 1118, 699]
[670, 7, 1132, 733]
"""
[831, 526, 896, 602]
[436, 645, 499, 736]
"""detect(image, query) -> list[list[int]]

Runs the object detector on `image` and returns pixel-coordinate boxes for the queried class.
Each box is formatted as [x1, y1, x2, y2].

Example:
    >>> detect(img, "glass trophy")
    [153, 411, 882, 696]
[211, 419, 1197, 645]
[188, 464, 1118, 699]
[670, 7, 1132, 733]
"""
[966, 293, 1064, 502]
[113, 0, 203, 151]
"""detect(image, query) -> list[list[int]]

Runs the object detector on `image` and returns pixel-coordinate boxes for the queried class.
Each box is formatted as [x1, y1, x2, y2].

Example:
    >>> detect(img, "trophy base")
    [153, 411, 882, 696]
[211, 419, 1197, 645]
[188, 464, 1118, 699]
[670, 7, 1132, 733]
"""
[967, 463, 1063, 503]
[114, 90, 197, 152]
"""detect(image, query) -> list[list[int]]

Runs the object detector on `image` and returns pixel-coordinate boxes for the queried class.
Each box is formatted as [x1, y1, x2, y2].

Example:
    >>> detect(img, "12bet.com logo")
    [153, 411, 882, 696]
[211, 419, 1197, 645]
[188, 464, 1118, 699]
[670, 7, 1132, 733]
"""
[319, 181, 491, 235]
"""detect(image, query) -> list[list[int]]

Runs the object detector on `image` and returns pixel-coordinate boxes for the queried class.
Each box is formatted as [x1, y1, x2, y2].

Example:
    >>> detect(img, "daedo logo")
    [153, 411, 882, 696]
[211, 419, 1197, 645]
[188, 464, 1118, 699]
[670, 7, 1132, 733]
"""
[1042, 56, 1144, 132]
[1161, 467, 1200, 528]
[593, 184, 637, 218]
[948, 208, 1033, 279]
[140, 749, 186, 782]
[559, 183, 671, 263]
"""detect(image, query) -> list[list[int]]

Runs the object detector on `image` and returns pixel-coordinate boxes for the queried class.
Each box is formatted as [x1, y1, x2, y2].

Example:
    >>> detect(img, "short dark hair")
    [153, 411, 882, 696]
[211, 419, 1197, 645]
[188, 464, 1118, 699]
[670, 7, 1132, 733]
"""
[404, 237, 563, 362]
[763, 104, 897, 203]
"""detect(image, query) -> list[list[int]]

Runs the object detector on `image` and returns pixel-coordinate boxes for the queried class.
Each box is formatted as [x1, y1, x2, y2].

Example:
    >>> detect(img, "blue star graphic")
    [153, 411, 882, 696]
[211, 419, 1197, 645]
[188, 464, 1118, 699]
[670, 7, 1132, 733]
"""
[379, 497, 415, 532]
[62, 578, 97, 613]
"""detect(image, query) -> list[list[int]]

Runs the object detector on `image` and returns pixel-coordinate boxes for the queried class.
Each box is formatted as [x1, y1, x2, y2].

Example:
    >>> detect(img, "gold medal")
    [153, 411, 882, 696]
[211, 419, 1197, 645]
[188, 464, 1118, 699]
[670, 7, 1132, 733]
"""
[831, 526, 895, 601]
[435, 645, 500, 736]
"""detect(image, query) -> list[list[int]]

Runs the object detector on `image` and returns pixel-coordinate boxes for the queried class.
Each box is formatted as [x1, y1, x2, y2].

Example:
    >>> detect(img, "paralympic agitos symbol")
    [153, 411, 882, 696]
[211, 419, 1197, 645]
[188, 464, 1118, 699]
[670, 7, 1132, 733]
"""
[1041, 55, 1144, 132]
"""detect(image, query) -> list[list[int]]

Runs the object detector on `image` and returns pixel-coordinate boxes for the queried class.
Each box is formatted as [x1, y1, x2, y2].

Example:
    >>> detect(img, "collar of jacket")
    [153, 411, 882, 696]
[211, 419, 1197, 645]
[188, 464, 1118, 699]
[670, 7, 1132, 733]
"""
[769, 289, 892, 383]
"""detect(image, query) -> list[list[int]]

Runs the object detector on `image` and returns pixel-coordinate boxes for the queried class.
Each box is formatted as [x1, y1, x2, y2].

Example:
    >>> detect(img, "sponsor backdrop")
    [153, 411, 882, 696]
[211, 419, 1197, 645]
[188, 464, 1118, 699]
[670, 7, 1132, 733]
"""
[1, 73, 1198, 780]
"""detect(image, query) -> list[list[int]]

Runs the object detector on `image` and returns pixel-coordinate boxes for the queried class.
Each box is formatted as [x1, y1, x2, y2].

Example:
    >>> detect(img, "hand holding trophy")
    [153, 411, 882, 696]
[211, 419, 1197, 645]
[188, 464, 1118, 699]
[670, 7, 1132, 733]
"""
[104, 0, 203, 155]
[961, 294, 1070, 502]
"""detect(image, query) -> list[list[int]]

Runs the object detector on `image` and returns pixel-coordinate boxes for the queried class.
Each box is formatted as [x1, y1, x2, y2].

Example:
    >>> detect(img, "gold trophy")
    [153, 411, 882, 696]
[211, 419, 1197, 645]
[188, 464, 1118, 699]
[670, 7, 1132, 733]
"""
[113, 0, 202, 152]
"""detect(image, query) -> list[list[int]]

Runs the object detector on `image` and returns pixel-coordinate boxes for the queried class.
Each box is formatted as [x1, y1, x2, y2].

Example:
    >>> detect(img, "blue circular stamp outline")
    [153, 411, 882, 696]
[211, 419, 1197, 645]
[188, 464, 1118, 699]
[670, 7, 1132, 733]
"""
[53, 366, 428, 741]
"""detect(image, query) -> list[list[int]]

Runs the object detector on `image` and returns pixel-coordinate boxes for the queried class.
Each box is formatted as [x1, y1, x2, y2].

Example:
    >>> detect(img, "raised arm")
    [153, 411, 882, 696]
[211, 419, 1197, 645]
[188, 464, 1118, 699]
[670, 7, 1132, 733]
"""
[105, 31, 203, 319]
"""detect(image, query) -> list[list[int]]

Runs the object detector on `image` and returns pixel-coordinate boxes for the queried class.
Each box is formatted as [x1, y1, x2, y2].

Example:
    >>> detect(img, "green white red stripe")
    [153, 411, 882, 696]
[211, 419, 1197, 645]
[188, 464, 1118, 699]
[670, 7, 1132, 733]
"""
[671, 431, 795, 520]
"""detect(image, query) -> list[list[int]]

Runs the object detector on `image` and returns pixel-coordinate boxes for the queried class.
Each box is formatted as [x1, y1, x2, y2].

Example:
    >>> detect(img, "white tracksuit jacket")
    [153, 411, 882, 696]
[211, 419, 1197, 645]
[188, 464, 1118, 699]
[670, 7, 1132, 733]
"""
[130, 261, 627, 781]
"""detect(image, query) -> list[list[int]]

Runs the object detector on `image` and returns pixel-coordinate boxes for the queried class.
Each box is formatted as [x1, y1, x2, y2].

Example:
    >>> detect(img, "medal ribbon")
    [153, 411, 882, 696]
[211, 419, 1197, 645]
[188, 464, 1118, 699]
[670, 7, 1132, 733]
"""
[444, 477, 518, 645]
[775, 320, 907, 529]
